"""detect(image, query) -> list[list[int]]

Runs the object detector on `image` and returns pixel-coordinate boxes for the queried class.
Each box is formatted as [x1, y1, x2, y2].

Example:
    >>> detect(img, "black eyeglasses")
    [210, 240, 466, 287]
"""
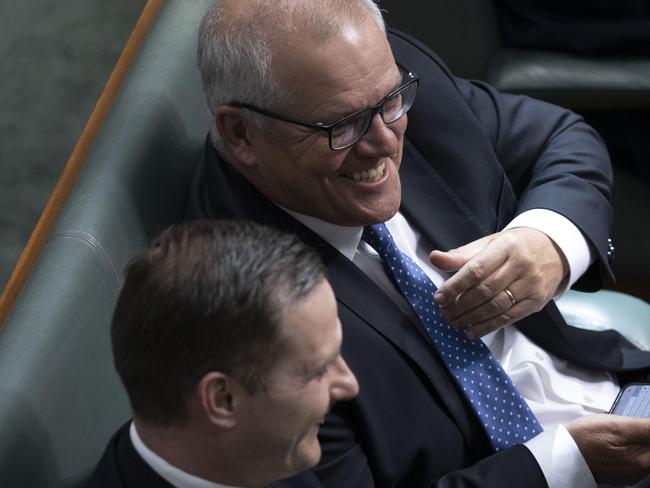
[230, 65, 419, 150]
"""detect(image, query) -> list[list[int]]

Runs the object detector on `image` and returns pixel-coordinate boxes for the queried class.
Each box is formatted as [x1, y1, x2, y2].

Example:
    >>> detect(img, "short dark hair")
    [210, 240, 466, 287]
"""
[111, 220, 325, 426]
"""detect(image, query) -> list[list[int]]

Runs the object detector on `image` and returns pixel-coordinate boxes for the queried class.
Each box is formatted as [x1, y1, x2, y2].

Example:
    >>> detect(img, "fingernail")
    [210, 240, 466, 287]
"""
[434, 291, 447, 304]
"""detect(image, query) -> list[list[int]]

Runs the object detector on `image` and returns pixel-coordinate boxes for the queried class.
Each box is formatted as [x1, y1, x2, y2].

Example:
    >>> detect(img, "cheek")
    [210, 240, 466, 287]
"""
[312, 153, 349, 178]
[392, 116, 408, 145]
[282, 152, 342, 185]
[292, 387, 331, 425]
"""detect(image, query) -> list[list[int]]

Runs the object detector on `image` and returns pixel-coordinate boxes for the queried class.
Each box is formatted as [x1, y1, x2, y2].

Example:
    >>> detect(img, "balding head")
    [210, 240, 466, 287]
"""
[197, 0, 386, 152]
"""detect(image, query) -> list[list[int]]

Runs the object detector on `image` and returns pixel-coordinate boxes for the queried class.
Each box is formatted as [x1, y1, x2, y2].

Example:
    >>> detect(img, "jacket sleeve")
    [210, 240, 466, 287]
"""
[314, 406, 548, 488]
[455, 75, 613, 288]
[389, 28, 613, 290]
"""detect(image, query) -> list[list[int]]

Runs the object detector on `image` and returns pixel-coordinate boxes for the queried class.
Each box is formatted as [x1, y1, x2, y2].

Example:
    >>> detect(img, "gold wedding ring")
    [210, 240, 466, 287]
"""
[504, 287, 516, 307]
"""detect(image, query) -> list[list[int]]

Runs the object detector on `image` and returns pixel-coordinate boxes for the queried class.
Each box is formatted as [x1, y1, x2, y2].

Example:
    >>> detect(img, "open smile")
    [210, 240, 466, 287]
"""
[340, 161, 386, 183]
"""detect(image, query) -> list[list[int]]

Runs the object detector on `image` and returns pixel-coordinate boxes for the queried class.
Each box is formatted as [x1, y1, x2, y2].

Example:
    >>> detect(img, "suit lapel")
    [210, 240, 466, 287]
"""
[400, 138, 489, 252]
[325, 253, 478, 442]
[195, 145, 478, 441]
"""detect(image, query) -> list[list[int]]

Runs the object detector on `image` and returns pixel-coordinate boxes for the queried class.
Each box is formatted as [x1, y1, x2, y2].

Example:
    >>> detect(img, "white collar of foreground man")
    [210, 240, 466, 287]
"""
[129, 422, 242, 488]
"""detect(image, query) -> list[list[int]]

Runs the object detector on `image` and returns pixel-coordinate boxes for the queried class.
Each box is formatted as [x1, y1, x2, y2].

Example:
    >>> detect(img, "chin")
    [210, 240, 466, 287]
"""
[348, 190, 402, 225]
[365, 199, 401, 225]
[292, 436, 322, 473]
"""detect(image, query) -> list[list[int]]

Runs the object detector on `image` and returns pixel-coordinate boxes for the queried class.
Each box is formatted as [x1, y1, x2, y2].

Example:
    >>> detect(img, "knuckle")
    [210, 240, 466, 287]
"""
[500, 313, 515, 324]
[475, 282, 493, 300]
[466, 261, 484, 282]
[530, 270, 544, 286]
[520, 252, 535, 267]
[486, 297, 501, 313]
[500, 231, 517, 247]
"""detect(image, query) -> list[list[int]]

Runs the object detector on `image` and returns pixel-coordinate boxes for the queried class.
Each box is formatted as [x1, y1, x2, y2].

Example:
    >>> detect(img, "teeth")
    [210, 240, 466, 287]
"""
[347, 162, 385, 182]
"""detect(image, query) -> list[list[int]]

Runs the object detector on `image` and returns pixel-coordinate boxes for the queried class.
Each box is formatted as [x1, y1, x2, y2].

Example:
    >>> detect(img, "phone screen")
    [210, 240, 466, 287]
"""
[610, 383, 650, 417]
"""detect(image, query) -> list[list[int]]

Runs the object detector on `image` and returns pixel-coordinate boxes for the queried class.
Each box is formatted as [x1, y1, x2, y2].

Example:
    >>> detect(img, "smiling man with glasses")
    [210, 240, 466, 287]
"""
[187, 1, 650, 487]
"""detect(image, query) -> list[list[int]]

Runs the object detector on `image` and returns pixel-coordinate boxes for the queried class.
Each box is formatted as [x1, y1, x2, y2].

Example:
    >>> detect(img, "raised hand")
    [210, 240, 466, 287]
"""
[430, 227, 568, 339]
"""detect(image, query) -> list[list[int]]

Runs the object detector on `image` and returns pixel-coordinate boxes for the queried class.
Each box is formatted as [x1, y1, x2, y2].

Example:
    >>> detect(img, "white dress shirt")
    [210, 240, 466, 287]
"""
[284, 207, 620, 488]
[130, 422, 242, 488]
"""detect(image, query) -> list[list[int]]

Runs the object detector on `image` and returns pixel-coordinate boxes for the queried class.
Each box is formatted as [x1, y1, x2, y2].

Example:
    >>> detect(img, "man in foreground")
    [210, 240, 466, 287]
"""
[187, 0, 650, 486]
[86, 220, 358, 487]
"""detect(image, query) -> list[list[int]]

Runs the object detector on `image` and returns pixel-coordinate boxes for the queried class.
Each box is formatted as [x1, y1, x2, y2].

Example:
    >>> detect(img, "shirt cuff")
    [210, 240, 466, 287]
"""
[505, 209, 592, 294]
[524, 425, 596, 488]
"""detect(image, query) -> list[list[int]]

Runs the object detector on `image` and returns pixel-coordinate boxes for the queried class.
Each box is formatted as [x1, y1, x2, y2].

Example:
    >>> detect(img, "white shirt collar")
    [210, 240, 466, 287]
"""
[281, 207, 363, 260]
[129, 422, 242, 488]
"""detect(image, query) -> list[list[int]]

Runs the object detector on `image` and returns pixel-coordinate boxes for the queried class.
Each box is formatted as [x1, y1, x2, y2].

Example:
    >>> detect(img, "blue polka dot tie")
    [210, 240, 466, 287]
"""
[362, 223, 542, 451]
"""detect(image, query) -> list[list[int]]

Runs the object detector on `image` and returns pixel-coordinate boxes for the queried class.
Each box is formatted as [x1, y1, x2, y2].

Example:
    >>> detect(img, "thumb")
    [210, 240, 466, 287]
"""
[429, 236, 492, 272]
[429, 248, 467, 272]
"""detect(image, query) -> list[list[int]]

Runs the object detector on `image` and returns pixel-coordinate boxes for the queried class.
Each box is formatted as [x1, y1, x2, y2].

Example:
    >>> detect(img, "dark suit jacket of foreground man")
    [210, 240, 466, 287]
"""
[86, 424, 322, 488]
[186, 29, 650, 487]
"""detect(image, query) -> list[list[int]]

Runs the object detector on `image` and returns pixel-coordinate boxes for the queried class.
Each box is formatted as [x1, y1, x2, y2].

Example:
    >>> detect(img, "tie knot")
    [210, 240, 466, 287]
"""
[362, 223, 394, 254]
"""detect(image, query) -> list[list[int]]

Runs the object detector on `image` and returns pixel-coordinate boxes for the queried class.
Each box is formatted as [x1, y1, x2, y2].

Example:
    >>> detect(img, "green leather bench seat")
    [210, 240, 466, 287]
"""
[0, 1, 648, 487]
[557, 290, 650, 352]
[0, 1, 212, 486]
[487, 50, 650, 110]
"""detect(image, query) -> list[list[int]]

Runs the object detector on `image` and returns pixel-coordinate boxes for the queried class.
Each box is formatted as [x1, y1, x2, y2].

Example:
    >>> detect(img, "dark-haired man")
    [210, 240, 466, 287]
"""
[86, 220, 358, 487]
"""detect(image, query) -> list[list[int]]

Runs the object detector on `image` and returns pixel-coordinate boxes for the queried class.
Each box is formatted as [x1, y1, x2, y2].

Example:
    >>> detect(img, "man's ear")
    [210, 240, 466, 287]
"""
[197, 371, 246, 429]
[215, 106, 258, 168]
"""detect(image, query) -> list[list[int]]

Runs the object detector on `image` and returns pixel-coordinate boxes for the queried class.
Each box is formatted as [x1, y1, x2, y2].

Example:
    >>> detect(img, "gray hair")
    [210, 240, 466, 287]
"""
[197, 0, 386, 153]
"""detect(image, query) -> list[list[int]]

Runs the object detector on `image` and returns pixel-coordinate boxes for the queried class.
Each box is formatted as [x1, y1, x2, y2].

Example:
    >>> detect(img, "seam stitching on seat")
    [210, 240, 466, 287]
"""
[49, 230, 123, 292]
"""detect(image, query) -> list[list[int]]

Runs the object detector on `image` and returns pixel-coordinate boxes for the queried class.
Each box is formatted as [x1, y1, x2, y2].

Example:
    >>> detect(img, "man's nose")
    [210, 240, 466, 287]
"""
[330, 356, 359, 402]
[353, 112, 402, 157]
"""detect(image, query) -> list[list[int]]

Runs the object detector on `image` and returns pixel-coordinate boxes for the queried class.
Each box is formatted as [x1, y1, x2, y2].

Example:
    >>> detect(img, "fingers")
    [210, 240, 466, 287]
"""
[460, 302, 529, 339]
[447, 283, 530, 339]
[429, 235, 493, 272]
[441, 261, 516, 321]
[449, 284, 531, 340]
[433, 238, 508, 307]
[567, 415, 650, 485]
[434, 236, 516, 334]
[431, 228, 566, 336]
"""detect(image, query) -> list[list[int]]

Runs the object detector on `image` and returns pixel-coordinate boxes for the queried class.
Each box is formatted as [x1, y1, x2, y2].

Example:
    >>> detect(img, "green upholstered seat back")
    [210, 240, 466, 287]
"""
[0, 1, 213, 486]
[379, 0, 501, 79]
[380, 0, 650, 109]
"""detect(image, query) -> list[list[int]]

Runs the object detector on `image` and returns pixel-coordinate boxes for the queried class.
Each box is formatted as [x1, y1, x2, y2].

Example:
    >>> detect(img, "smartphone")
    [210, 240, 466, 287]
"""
[609, 383, 650, 417]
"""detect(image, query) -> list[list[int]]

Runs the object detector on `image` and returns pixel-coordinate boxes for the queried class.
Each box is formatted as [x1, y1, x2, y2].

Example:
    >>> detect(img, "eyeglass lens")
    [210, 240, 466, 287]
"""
[330, 81, 417, 150]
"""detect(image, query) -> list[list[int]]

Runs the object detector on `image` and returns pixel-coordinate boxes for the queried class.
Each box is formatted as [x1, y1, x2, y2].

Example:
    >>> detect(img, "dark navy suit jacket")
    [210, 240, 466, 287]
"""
[85, 423, 322, 488]
[186, 29, 650, 487]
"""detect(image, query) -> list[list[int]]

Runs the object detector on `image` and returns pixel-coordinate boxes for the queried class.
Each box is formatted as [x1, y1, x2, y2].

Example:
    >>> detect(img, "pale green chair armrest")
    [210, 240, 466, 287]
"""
[556, 290, 650, 351]
[0, 1, 214, 486]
